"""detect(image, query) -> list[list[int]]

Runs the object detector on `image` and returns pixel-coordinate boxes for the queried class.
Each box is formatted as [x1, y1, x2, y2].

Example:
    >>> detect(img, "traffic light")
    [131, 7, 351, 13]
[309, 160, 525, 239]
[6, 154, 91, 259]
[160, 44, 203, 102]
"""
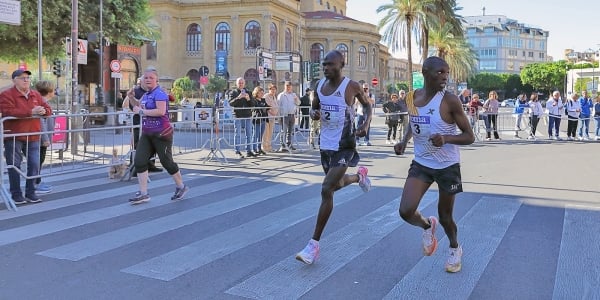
[52, 59, 62, 77]
[265, 68, 273, 79]
[311, 63, 321, 80]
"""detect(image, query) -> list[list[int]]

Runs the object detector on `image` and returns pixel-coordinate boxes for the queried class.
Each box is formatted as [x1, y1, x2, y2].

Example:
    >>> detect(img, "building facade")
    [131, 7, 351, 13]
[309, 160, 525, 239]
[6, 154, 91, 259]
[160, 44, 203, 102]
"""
[464, 15, 549, 74]
[143, 0, 399, 99]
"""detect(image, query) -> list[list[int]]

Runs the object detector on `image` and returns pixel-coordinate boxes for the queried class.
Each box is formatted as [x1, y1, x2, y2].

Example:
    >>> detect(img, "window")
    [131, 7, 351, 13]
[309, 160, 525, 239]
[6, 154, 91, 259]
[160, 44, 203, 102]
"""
[215, 22, 231, 51]
[310, 43, 324, 63]
[326, 2, 330, 9]
[270, 23, 278, 51]
[487, 38, 497, 47]
[186, 23, 202, 52]
[539, 52, 545, 59]
[340, 10, 343, 15]
[336, 43, 348, 65]
[334, 6, 337, 13]
[285, 28, 292, 52]
[484, 27, 494, 34]
[358, 46, 367, 68]
[539, 41, 545, 50]
[528, 51, 534, 57]
[479, 60, 497, 70]
[244, 21, 261, 49]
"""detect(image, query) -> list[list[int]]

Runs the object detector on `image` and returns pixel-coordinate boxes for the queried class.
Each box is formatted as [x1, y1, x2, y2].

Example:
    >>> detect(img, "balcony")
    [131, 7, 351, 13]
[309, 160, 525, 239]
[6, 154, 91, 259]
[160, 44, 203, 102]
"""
[186, 50, 202, 57]
[243, 48, 257, 56]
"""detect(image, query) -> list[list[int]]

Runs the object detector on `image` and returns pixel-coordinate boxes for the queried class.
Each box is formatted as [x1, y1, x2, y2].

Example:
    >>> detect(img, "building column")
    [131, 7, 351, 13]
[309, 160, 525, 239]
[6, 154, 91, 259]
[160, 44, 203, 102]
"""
[230, 14, 240, 79]
[262, 13, 272, 51]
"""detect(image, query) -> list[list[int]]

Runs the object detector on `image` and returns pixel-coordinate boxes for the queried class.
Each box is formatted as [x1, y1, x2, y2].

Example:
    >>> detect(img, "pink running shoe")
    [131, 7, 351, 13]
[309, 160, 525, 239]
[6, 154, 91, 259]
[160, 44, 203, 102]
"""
[357, 166, 371, 192]
[422, 216, 438, 256]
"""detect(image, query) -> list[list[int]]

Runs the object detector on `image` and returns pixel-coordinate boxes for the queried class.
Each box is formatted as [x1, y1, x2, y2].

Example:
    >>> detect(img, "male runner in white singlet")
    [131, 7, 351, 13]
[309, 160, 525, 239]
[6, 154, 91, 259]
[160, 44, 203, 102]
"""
[394, 56, 474, 273]
[295, 50, 373, 265]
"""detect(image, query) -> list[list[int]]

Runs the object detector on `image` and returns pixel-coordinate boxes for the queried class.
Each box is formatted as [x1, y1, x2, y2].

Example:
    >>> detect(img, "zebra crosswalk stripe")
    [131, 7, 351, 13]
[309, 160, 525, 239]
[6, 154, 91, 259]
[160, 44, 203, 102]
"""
[552, 206, 600, 300]
[225, 192, 438, 299]
[383, 196, 522, 300]
[121, 186, 368, 281]
[0, 177, 257, 247]
[37, 180, 307, 261]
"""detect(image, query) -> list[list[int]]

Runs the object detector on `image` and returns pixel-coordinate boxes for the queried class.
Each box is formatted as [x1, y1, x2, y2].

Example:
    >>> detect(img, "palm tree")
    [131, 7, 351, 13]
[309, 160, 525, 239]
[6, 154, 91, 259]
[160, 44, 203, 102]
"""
[420, 0, 466, 63]
[427, 23, 478, 82]
[377, 0, 436, 90]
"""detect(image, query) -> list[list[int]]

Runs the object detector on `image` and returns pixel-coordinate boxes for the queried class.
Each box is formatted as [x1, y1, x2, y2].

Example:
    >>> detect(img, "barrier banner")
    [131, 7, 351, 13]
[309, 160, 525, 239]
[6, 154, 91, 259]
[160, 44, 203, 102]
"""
[52, 115, 68, 150]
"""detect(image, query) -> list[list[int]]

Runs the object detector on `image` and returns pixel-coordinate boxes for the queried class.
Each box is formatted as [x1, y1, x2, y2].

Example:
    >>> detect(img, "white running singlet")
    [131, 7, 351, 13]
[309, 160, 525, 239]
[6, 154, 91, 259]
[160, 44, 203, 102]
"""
[316, 77, 355, 151]
[409, 91, 460, 169]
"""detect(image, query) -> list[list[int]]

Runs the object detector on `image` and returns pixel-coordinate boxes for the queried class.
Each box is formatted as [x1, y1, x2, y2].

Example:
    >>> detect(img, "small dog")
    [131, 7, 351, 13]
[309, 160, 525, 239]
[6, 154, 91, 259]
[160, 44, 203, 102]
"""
[108, 148, 128, 179]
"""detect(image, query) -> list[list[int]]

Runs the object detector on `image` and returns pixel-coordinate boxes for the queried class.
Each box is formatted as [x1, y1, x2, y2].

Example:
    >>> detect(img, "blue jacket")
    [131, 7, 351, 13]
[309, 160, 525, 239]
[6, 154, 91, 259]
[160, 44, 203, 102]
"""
[579, 97, 592, 117]
[514, 99, 528, 114]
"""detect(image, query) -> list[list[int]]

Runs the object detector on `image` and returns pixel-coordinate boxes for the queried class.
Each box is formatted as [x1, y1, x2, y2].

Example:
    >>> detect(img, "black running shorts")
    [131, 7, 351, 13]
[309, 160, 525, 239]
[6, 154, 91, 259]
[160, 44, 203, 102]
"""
[407, 160, 463, 195]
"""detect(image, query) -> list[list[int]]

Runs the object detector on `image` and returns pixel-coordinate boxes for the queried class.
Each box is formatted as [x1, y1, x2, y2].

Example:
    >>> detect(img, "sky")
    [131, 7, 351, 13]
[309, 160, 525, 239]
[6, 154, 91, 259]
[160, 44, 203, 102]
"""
[346, 0, 600, 61]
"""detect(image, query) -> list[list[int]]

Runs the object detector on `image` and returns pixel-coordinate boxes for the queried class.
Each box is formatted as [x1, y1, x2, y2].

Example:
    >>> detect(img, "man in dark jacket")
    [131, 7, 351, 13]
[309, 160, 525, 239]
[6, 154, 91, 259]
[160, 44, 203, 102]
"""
[229, 77, 255, 158]
[299, 88, 311, 130]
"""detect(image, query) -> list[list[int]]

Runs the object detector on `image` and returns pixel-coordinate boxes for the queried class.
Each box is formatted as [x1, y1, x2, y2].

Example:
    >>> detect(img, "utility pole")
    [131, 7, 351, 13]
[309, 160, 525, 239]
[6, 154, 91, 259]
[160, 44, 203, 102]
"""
[98, 0, 104, 106]
[71, 0, 79, 155]
[37, 0, 42, 78]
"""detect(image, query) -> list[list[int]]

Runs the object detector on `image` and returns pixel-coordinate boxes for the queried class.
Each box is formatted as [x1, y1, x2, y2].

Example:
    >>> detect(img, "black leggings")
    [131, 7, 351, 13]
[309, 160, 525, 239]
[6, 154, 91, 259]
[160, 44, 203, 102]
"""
[387, 121, 398, 139]
[567, 119, 578, 137]
[135, 133, 179, 174]
[530, 115, 540, 135]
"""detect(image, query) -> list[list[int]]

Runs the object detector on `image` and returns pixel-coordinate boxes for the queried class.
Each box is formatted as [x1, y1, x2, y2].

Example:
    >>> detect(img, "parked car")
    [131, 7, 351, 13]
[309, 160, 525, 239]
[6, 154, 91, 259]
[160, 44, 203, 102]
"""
[500, 99, 516, 107]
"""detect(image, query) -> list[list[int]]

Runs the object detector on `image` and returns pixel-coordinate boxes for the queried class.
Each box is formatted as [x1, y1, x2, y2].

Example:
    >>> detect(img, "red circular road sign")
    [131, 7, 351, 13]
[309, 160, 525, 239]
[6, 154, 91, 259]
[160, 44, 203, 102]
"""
[110, 60, 121, 72]
[371, 77, 378, 86]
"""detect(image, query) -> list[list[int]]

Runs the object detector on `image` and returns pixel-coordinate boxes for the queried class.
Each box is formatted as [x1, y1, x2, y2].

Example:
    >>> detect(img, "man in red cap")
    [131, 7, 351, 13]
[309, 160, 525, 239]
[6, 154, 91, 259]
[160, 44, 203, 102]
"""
[0, 70, 53, 205]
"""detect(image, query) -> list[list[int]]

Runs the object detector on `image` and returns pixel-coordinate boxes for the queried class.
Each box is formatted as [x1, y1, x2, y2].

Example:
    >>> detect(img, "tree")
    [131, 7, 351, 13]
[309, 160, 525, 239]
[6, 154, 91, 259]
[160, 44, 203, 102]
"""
[427, 22, 477, 83]
[520, 61, 567, 96]
[468, 73, 504, 96]
[171, 77, 195, 104]
[0, 0, 158, 62]
[377, 0, 436, 91]
[206, 75, 227, 97]
[420, 0, 465, 63]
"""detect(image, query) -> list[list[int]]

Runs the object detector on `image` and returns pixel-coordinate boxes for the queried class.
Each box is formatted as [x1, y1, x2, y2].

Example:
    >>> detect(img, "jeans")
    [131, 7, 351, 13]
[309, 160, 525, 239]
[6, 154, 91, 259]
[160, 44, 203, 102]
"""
[595, 117, 600, 136]
[578, 116, 590, 138]
[548, 115, 561, 137]
[280, 114, 295, 147]
[234, 118, 253, 152]
[4, 139, 41, 198]
[252, 121, 265, 152]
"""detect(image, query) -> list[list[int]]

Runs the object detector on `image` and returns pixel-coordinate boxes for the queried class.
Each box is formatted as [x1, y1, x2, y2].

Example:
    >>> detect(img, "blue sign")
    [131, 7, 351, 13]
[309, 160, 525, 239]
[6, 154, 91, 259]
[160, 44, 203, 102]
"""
[216, 50, 227, 76]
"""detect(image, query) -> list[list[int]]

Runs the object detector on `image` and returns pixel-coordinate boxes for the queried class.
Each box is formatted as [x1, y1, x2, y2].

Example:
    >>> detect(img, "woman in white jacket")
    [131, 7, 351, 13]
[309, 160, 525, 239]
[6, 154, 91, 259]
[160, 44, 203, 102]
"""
[565, 92, 581, 140]
[527, 93, 544, 140]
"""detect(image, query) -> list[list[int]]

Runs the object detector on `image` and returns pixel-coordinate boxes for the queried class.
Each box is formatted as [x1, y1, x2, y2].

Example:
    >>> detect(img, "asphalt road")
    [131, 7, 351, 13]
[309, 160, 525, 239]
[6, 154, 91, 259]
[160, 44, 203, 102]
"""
[0, 112, 598, 299]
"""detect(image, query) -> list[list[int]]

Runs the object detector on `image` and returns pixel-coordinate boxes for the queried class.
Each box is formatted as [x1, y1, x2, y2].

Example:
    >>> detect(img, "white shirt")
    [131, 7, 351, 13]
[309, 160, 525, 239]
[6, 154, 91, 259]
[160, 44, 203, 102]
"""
[277, 92, 299, 115]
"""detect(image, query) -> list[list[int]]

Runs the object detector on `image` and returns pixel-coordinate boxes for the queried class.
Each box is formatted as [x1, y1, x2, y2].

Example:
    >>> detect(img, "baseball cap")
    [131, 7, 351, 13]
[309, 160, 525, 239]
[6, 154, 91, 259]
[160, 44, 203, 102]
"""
[12, 70, 32, 79]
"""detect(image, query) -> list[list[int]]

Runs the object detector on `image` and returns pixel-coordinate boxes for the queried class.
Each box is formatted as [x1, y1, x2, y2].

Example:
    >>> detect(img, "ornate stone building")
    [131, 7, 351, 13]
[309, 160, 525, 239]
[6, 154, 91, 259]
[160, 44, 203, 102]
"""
[144, 0, 402, 98]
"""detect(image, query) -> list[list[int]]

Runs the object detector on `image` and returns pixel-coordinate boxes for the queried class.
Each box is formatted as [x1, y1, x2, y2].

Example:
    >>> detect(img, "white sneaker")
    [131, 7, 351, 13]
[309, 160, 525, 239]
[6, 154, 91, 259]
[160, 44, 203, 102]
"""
[445, 246, 463, 273]
[386, 139, 392, 145]
[595, 136, 600, 141]
[296, 239, 320, 264]
[584, 136, 590, 141]
[577, 136, 583, 141]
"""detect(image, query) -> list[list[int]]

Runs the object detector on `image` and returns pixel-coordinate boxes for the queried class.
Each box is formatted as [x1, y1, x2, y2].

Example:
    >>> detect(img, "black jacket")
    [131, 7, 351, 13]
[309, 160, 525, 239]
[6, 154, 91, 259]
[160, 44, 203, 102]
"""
[229, 88, 254, 118]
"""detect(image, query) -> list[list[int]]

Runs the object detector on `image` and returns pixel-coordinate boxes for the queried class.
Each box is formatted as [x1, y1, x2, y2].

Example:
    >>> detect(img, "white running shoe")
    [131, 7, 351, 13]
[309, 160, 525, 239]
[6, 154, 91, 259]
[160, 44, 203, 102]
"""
[386, 140, 392, 144]
[296, 239, 320, 264]
[357, 166, 371, 192]
[445, 246, 463, 273]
